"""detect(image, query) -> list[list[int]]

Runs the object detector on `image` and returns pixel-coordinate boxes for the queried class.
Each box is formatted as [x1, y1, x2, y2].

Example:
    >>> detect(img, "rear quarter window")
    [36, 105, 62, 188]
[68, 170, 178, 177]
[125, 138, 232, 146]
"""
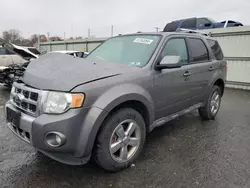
[207, 39, 224, 60]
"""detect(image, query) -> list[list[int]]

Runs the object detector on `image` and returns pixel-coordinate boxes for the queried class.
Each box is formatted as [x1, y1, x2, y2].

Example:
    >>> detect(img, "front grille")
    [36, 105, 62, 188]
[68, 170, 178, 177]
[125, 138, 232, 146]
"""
[11, 83, 41, 116]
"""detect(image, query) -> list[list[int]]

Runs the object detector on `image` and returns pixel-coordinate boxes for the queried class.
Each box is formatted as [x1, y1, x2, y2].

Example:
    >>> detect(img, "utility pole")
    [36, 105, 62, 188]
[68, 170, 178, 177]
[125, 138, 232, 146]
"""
[88, 28, 90, 38]
[47, 32, 50, 41]
[111, 25, 114, 37]
[71, 24, 74, 50]
[71, 24, 74, 38]
[37, 34, 40, 50]
[154, 27, 160, 32]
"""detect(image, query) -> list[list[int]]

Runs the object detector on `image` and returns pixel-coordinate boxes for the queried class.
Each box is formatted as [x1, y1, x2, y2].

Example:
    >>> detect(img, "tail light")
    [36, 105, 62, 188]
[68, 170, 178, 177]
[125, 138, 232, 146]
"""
[226, 64, 228, 72]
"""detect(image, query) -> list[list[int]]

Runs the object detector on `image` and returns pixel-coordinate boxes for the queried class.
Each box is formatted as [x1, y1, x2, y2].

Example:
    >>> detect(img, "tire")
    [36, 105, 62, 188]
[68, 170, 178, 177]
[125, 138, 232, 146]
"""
[93, 108, 146, 172]
[199, 85, 222, 120]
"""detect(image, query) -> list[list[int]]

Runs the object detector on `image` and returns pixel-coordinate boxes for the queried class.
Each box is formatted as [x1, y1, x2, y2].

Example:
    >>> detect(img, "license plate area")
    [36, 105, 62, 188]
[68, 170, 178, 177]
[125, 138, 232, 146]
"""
[6, 107, 21, 128]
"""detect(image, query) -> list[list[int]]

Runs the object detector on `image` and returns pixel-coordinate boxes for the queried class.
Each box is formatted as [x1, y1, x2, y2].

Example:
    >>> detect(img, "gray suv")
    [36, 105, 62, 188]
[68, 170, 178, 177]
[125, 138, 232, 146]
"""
[5, 31, 227, 172]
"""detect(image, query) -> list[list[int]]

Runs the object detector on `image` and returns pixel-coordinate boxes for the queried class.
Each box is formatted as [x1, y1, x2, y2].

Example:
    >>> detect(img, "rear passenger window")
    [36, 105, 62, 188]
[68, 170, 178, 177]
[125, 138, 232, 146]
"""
[207, 39, 224, 60]
[162, 38, 188, 65]
[188, 38, 209, 62]
[181, 18, 196, 29]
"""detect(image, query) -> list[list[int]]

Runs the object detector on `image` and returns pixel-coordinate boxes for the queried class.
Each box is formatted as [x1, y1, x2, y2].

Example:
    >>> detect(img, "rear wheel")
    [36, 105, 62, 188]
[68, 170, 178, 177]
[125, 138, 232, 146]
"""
[199, 85, 222, 120]
[93, 108, 146, 172]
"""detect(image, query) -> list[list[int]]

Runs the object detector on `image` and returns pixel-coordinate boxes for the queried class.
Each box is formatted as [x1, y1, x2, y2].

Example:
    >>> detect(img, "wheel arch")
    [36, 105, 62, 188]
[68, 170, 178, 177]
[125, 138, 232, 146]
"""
[213, 78, 225, 96]
[75, 84, 155, 158]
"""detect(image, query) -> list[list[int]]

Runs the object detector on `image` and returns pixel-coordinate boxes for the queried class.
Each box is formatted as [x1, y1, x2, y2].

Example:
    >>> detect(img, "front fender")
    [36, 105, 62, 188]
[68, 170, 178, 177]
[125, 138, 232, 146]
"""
[75, 83, 155, 158]
[93, 83, 155, 119]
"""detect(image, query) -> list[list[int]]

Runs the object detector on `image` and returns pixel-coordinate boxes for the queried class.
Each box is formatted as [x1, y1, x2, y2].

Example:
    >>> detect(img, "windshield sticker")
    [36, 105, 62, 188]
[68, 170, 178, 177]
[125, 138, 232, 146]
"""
[130, 62, 142, 66]
[133, 38, 153, 44]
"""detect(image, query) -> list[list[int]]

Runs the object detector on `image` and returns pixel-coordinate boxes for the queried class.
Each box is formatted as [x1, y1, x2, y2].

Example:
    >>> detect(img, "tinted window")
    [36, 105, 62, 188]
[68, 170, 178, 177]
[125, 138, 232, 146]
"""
[162, 38, 188, 65]
[163, 21, 179, 32]
[181, 18, 196, 29]
[207, 39, 224, 60]
[197, 18, 212, 27]
[188, 38, 209, 62]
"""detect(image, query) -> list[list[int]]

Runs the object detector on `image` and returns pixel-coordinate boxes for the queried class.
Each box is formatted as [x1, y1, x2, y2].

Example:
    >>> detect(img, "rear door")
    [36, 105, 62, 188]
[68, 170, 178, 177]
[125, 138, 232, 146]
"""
[185, 37, 215, 103]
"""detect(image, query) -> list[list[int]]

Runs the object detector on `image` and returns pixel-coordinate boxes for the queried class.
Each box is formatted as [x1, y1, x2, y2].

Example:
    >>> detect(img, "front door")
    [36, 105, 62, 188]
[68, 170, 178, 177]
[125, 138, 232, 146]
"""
[153, 37, 193, 119]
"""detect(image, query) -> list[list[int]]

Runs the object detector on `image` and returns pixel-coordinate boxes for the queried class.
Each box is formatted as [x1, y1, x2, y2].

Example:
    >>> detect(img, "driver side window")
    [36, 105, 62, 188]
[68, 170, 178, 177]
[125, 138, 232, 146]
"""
[197, 18, 211, 27]
[161, 38, 188, 65]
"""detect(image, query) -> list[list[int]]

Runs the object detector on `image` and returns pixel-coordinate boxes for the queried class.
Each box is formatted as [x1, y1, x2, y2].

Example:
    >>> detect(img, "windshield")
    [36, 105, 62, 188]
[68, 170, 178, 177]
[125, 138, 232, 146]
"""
[86, 35, 160, 67]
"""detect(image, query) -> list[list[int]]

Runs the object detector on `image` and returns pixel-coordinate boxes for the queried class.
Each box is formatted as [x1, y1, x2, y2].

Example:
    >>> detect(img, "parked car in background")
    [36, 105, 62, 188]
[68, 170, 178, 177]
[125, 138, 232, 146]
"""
[0, 44, 40, 67]
[49, 50, 89, 58]
[0, 40, 89, 88]
[163, 17, 243, 32]
[0, 39, 40, 87]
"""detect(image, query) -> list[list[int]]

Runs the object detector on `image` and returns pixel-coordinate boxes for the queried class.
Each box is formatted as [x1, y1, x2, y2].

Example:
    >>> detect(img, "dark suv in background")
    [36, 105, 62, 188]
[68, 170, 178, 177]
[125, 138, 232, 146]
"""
[163, 17, 243, 32]
[5, 30, 227, 172]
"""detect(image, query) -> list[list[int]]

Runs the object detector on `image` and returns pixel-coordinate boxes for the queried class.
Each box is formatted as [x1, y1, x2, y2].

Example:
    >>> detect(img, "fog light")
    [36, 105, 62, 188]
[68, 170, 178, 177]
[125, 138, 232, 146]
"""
[45, 132, 66, 147]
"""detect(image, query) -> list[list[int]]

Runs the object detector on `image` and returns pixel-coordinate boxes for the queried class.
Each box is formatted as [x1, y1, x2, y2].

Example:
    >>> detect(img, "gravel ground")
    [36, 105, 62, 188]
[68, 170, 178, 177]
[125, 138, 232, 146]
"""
[0, 87, 250, 188]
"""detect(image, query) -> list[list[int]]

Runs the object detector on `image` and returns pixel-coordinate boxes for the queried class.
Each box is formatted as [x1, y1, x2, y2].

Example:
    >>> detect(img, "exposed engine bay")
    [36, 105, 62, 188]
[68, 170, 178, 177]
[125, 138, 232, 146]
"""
[0, 62, 29, 88]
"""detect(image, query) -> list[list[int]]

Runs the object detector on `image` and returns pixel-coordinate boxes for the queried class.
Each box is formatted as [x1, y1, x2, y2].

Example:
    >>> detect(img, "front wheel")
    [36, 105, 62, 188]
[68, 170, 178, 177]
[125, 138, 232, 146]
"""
[93, 108, 146, 172]
[199, 85, 222, 120]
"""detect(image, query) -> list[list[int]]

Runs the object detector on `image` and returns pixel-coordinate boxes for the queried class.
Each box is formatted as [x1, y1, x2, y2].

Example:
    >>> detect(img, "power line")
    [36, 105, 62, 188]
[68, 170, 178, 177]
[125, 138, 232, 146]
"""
[111, 25, 114, 37]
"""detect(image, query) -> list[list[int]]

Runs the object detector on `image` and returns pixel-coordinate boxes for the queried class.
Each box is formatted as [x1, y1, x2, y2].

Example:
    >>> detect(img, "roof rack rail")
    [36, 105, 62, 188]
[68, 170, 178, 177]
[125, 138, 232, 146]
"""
[175, 28, 212, 36]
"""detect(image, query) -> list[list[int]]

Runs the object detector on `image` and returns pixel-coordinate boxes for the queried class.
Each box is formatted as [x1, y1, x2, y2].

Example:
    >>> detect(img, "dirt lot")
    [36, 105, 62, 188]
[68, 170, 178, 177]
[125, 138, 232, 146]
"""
[0, 87, 250, 188]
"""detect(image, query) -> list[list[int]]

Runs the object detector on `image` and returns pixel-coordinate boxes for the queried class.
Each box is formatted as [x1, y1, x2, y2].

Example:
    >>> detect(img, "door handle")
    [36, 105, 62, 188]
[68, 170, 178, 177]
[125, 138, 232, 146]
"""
[183, 71, 191, 77]
[208, 66, 215, 71]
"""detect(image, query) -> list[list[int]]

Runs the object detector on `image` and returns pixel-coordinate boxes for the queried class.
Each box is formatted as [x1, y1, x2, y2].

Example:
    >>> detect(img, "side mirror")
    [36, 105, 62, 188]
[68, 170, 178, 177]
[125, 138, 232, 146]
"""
[155, 56, 182, 70]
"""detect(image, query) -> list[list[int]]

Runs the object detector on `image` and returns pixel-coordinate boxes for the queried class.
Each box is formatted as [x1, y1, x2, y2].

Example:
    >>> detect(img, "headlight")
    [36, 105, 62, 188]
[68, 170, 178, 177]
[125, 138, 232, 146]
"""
[43, 92, 84, 114]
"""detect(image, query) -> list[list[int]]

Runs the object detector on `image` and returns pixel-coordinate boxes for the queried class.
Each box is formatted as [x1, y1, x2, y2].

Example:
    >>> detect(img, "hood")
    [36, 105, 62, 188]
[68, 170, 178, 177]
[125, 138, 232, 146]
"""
[23, 53, 138, 91]
[0, 38, 39, 61]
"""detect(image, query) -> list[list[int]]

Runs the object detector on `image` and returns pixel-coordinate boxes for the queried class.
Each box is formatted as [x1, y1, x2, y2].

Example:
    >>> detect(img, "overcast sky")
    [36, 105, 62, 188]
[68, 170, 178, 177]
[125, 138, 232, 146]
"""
[0, 0, 250, 38]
